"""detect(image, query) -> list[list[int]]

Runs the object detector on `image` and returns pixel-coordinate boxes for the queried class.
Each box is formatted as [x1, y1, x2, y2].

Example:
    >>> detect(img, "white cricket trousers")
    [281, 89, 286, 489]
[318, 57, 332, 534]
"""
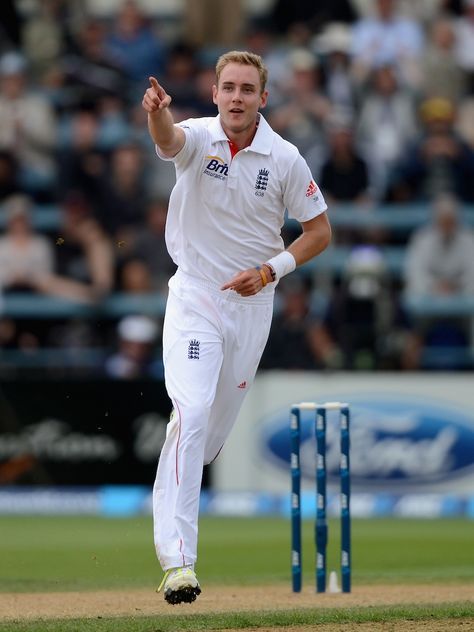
[153, 269, 273, 570]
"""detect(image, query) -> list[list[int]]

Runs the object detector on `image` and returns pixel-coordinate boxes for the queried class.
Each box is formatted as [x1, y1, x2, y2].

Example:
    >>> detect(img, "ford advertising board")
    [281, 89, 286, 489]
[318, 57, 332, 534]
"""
[213, 373, 474, 495]
[260, 395, 474, 490]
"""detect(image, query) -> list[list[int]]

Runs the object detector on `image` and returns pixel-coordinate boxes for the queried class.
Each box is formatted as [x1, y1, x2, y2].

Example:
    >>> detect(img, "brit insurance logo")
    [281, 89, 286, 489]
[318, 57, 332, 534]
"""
[255, 168, 269, 197]
[204, 155, 228, 181]
[259, 395, 474, 490]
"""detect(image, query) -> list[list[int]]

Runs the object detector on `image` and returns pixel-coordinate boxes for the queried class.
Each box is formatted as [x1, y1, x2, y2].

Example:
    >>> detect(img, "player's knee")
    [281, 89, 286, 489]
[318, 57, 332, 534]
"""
[203, 441, 223, 465]
[177, 404, 211, 442]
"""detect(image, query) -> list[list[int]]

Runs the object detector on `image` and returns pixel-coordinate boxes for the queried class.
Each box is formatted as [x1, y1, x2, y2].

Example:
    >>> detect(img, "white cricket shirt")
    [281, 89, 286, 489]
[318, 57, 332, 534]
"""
[157, 113, 327, 288]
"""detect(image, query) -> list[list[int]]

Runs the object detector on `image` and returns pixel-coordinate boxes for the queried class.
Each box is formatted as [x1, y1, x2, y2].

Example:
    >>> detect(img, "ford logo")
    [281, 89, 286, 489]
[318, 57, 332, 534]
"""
[260, 395, 474, 489]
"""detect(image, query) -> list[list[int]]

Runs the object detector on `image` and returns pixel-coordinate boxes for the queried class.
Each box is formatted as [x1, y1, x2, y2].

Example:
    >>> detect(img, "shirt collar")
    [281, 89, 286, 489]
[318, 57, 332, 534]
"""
[208, 113, 274, 155]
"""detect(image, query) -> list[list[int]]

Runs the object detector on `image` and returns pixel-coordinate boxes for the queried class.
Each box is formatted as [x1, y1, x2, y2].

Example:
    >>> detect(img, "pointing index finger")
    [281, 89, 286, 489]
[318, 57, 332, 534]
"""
[149, 76, 160, 93]
[221, 271, 244, 291]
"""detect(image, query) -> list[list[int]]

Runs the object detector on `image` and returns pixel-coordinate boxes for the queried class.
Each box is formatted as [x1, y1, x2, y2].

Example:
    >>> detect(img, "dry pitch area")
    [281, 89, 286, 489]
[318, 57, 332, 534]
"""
[0, 583, 473, 630]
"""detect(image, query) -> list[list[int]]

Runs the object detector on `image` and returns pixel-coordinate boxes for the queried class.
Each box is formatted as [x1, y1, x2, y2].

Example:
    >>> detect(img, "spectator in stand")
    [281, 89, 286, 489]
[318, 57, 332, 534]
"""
[454, 0, 474, 93]
[420, 14, 467, 103]
[189, 64, 220, 118]
[319, 245, 406, 369]
[270, 0, 357, 34]
[104, 314, 162, 379]
[96, 93, 131, 150]
[96, 142, 149, 239]
[0, 314, 46, 358]
[35, 190, 115, 303]
[57, 105, 107, 199]
[0, 317, 21, 350]
[356, 64, 417, 199]
[46, 316, 104, 365]
[0, 151, 19, 202]
[314, 22, 357, 122]
[453, 0, 474, 148]
[127, 101, 177, 200]
[0, 52, 57, 201]
[243, 22, 293, 108]
[444, 0, 465, 15]
[159, 43, 198, 121]
[267, 48, 331, 157]
[403, 193, 474, 368]
[58, 95, 129, 169]
[0, 194, 54, 293]
[184, 0, 244, 49]
[389, 97, 474, 202]
[62, 18, 126, 106]
[260, 275, 341, 370]
[104, 0, 166, 99]
[125, 199, 176, 293]
[405, 193, 474, 298]
[456, 95, 474, 150]
[350, 0, 424, 89]
[0, 1, 22, 54]
[21, 0, 67, 82]
[353, 0, 463, 21]
[118, 257, 154, 295]
[319, 116, 371, 205]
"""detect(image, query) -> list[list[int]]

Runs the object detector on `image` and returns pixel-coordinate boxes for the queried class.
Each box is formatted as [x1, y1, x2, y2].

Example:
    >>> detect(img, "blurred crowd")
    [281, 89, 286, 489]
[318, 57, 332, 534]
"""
[0, 0, 474, 375]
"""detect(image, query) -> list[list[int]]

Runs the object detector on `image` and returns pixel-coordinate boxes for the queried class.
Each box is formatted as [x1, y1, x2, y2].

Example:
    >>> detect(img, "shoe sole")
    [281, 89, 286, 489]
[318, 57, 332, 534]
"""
[164, 585, 202, 605]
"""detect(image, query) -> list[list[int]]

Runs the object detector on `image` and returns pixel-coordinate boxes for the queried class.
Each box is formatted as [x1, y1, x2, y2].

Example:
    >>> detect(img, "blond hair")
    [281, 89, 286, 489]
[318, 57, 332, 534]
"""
[215, 51, 268, 93]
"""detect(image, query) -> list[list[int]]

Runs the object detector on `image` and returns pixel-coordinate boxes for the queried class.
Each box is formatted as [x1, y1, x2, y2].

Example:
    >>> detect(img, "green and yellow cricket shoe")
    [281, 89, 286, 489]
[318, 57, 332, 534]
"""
[157, 565, 201, 605]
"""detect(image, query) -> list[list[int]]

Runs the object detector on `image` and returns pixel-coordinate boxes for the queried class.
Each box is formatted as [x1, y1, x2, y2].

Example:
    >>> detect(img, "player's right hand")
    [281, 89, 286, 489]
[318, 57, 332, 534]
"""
[142, 76, 172, 113]
[221, 268, 265, 296]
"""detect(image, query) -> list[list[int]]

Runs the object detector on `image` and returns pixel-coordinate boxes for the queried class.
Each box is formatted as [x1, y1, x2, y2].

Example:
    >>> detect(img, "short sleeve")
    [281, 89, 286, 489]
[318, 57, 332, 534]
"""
[155, 119, 207, 169]
[283, 153, 327, 223]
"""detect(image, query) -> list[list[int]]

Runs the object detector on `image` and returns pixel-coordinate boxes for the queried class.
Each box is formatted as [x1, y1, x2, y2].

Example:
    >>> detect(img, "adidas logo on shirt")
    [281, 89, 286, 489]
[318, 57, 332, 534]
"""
[305, 179, 318, 198]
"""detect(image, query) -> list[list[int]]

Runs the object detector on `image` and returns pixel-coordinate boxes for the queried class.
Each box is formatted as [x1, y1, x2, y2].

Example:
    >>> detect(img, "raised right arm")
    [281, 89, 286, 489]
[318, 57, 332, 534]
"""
[142, 76, 185, 158]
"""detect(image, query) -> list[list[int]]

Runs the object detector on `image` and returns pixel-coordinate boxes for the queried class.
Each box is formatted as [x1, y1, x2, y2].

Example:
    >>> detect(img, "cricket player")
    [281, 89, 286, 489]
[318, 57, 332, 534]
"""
[142, 50, 331, 604]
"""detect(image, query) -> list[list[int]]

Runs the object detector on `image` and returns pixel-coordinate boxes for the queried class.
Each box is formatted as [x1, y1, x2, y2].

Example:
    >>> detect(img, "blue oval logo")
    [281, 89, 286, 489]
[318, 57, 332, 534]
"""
[260, 394, 474, 489]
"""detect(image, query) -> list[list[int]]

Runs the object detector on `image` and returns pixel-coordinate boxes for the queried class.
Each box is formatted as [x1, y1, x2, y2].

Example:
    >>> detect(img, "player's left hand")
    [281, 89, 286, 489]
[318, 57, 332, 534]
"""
[221, 268, 264, 296]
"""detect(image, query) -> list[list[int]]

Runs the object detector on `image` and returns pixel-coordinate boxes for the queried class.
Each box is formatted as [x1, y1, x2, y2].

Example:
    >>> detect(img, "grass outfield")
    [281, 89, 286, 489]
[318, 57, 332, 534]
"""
[1, 516, 473, 630]
[1, 604, 473, 632]
[1, 516, 474, 592]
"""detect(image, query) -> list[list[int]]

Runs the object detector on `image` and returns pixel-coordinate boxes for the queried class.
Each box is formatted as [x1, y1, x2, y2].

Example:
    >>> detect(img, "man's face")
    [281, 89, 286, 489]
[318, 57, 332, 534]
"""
[212, 62, 268, 136]
[377, 0, 395, 20]
[0, 73, 25, 99]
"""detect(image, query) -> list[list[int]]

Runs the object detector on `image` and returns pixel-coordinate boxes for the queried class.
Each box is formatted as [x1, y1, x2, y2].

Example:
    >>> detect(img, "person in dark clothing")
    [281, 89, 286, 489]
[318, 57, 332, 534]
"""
[388, 97, 474, 202]
[260, 275, 334, 370]
[270, 0, 357, 34]
[0, 0, 22, 52]
[319, 121, 371, 204]
[0, 150, 19, 202]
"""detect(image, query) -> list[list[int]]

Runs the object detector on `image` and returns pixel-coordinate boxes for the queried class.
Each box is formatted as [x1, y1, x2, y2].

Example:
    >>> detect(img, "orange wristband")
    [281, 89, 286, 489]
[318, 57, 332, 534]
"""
[258, 268, 267, 287]
[262, 263, 276, 282]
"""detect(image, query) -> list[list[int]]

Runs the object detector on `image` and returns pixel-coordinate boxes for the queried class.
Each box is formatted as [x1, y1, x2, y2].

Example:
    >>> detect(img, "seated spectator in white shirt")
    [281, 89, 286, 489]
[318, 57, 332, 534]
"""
[351, 0, 424, 88]
[405, 193, 474, 297]
[356, 63, 417, 199]
[420, 14, 467, 102]
[35, 191, 115, 303]
[403, 193, 474, 369]
[0, 52, 57, 199]
[0, 194, 54, 293]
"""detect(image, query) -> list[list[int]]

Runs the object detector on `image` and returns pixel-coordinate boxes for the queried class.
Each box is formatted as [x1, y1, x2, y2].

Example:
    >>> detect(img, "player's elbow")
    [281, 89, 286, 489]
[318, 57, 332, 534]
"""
[321, 220, 332, 251]
[316, 215, 332, 255]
